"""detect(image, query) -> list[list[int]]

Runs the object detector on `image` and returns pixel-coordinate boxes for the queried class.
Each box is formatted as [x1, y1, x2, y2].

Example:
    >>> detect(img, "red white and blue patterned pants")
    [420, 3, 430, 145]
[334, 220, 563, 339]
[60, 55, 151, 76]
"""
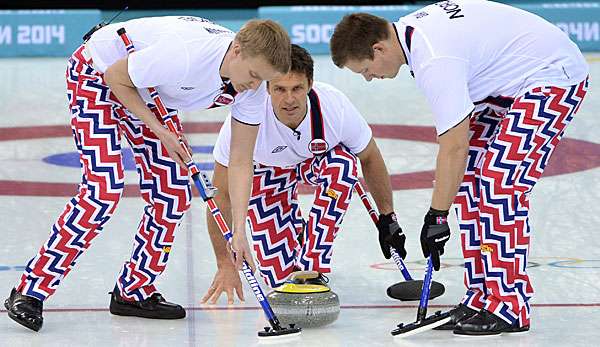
[16, 45, 191, 302]
[455, 78, 589, 327]
[248, 144, 358, 288]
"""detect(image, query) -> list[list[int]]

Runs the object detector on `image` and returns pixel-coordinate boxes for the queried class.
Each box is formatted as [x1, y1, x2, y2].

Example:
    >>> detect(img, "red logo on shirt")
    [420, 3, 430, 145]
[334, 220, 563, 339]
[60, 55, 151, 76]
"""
[309, 139, 328, 155]
[213, 93, 235, 106]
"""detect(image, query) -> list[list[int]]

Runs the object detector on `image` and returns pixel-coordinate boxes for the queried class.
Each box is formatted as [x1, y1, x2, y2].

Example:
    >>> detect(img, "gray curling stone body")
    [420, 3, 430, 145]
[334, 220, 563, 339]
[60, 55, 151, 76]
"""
[267, 290, 340, 328]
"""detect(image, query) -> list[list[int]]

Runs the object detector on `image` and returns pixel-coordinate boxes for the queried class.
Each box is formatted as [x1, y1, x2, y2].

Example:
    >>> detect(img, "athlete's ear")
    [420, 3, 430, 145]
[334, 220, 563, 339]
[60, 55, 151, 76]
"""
[372, 42, 385, 56]
[231, 41, 242, 58]
[307, 78, 313, 91]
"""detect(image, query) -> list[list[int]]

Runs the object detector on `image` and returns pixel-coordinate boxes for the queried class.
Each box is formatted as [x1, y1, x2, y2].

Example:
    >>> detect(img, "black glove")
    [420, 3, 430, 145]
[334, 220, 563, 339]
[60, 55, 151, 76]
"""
[420, 207, 451, 271]
[376, 213, 407, 260]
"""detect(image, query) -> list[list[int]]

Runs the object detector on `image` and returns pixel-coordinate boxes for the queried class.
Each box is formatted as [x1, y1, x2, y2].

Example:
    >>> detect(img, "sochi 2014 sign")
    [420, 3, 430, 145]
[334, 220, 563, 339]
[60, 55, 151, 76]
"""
[0, 10, 101, 57]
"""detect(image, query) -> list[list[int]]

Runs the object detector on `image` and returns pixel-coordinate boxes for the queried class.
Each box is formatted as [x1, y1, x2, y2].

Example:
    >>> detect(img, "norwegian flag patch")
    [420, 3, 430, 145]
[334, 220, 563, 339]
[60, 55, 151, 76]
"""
[309, 139, 328, 155]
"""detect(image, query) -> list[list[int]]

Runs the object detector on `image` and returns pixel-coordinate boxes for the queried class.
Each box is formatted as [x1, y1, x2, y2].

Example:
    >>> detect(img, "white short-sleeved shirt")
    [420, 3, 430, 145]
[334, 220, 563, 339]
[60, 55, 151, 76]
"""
[213, 82, 372, 167]
[85, 16, 266, 124]
[394, 0, 589, 135]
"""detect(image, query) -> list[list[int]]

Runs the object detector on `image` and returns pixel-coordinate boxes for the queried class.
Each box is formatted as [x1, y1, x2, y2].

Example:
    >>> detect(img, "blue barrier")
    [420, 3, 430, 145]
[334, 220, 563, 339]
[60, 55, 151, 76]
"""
[519, 2, 600, 51]
[259, 3, 600, 54]
[101, 8, 256, 22]
[260, 5, 416, 55]
[101, 9, 253, 32]
[0, 9, 246, 58]
[1, 4, 598, 57]
[0, 10, 102, 57]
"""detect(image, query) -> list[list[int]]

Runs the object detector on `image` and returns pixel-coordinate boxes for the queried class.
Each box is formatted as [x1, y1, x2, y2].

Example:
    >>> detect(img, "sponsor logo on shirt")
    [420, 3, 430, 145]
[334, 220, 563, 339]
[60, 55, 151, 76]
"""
[414, 11, 429, 19]
[271, 146, 288, 153]
[176, 17, 232, 34]
[181, 86, 195, 90]
[177, 16, 212, 23]
[204, 27, 232, 35]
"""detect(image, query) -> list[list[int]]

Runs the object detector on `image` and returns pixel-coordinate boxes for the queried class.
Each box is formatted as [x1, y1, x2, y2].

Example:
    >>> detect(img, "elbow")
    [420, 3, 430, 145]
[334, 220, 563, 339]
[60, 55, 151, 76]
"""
[456, 144, 469, 159]
[104, 65, 116, 88]
[213, 186, 231, 208]
[440, 142, 469, 160]
[104, 59, 131, 89]
[227, 158, 254, 177]
[454, 145, 470, 162]
[228, 146, 255, 169]
[359, 156, 370, 172]
[228, 155, 253, 169]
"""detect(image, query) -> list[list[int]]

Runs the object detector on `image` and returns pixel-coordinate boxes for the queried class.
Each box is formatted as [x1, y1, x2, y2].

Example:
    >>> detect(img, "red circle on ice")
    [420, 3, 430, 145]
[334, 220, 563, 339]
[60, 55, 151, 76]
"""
[1, 122, 599, 197]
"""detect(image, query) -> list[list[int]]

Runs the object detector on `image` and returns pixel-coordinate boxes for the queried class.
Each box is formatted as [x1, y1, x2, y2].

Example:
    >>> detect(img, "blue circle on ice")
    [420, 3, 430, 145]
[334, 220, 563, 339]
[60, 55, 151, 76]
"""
[42, 145, 215, 171]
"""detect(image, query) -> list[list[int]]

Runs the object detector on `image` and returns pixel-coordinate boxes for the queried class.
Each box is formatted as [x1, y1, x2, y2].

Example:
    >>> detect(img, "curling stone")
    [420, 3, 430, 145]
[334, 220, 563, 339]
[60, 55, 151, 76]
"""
[267, 271, 340, 328]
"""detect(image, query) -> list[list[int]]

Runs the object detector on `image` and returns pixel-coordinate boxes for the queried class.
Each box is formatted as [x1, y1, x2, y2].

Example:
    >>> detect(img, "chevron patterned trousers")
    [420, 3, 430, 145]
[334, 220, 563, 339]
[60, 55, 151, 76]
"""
[454, 78, 589, 327]
[16, 45, 192, 302]
[247, 145, 358, 288]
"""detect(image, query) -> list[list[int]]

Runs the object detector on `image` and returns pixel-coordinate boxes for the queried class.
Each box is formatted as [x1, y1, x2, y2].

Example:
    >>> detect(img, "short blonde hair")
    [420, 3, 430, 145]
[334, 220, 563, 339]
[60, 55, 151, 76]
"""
[235, 19, 291, 74]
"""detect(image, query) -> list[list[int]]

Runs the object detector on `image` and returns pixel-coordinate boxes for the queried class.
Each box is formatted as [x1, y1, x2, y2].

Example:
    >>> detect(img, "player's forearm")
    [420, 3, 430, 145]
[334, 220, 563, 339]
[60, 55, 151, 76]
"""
[361, 148, 394, 215]
[206, 194, 235, 269]
[227, 160, 253, 236]
[228, 120, 258, 238]
[431, 146, 469, 210]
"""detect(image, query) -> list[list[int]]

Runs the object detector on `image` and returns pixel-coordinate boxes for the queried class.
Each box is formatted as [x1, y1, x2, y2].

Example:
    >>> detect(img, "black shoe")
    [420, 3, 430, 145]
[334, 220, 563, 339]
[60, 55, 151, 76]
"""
[505, 323, 530, 334]
[109, 287, 185, 319]
[454, 309, 523, 336]
[433, 303, 478, 330]
[4, 288, 44, 332]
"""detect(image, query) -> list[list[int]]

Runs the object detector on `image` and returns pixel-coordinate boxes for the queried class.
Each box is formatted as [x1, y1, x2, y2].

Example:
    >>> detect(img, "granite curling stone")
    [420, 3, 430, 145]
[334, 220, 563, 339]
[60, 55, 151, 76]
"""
[266, 271, 340, 328]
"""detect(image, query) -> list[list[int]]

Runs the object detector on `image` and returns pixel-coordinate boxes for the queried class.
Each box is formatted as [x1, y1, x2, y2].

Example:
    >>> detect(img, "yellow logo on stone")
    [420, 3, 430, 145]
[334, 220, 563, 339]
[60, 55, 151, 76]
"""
[480, 245, 493, 253]
[163, 246, 171, 253]
[326, 189, 338, 199]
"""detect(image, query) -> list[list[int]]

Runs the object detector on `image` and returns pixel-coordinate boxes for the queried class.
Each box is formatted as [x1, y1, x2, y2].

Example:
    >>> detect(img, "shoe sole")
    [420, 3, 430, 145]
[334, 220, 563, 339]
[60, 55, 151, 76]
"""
[504, 328, 530, 335]
[432, 325, 456, 331]
[453, 330, 502, 337]
[109, 303, 186, 319]
[453, 327, 530, 337]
